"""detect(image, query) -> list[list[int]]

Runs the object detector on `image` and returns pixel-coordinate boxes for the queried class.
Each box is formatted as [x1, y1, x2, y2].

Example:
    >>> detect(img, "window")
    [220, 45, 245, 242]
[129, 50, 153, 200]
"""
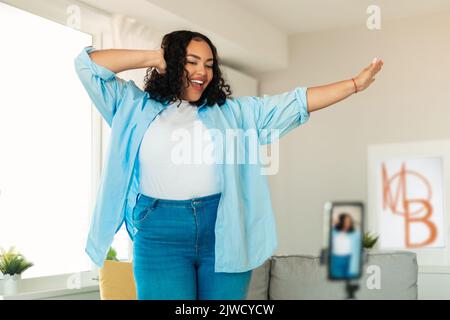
[0, 2, 94, 279]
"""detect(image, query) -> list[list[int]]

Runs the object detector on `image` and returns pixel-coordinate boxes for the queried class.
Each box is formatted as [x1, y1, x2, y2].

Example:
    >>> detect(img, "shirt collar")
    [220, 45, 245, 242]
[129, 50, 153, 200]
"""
[162, 98, 208, 109]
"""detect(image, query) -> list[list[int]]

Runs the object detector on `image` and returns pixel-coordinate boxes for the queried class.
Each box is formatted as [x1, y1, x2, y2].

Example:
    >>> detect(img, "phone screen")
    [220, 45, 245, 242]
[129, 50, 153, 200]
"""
[328, 202, 364, 280]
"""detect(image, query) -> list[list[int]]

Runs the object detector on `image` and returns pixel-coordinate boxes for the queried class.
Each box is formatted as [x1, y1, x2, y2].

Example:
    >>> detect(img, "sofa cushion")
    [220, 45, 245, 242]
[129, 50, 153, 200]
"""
[269, 254, 345, 299]
[358, 251, 418, 299]
[246, 258, 271, 300]
[269, 251, 417, 300]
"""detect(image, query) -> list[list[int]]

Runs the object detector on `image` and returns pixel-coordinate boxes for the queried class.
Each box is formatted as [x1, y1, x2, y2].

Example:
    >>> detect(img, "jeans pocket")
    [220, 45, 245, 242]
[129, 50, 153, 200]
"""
[132, 201, 156, 225]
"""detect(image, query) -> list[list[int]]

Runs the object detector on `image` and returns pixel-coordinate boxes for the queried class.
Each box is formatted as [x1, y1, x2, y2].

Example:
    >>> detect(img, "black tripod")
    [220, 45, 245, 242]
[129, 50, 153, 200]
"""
[320, 248, 361, 299]
[345, 279, 360, 299]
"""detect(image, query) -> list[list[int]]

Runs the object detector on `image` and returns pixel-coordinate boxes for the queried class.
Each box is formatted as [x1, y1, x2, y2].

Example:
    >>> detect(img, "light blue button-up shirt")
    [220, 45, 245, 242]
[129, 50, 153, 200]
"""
[74, 46, 310, 272]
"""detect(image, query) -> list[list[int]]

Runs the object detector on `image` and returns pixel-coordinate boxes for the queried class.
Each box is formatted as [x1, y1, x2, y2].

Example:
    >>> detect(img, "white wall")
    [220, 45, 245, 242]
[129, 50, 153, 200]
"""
[256, 10, 450, 299]
[222, 65, 258, 97]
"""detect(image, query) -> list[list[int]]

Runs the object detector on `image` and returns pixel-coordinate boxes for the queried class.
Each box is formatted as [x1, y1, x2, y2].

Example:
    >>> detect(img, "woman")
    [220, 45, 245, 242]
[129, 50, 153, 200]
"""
[74, 30, 383, 300]
[330, 213, 362, 279]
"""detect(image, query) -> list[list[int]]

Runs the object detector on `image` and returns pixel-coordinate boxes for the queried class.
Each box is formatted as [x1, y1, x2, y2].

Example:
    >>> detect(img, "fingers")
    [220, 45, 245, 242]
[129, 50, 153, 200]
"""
[370, 57, 384, 69]
[371, 59, 383, 75]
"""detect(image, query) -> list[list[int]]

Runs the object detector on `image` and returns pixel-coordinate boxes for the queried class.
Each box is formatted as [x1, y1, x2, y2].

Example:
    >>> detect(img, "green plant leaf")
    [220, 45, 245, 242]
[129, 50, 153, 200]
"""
[363, 232, 379, 249]
[106, 247, 119, 261]
[0, 246, 34, 276]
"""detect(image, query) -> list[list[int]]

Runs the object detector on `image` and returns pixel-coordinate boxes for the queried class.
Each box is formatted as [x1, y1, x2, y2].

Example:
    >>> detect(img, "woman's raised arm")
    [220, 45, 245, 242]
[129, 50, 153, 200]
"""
[74, 46, 166, 126]
[88, 47, 166, 74]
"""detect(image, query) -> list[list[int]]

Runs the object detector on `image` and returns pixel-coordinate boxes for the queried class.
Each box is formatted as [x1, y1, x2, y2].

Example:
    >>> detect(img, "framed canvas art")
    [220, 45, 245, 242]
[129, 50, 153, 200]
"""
[368, 140, 450, 272]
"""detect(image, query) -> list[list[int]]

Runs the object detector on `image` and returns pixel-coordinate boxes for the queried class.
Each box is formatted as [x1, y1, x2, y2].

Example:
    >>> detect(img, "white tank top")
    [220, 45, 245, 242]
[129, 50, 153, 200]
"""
[333, 232, 352, 255]
[138, 99, 221, 200]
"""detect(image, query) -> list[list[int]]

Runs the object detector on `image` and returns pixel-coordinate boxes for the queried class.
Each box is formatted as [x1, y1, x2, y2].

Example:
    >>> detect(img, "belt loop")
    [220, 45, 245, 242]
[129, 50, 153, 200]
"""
[135, 193, 141, 203]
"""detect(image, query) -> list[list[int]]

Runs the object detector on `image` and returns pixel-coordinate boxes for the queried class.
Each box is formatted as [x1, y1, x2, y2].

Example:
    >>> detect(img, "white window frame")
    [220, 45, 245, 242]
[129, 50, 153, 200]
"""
[0, 0, 117, 295]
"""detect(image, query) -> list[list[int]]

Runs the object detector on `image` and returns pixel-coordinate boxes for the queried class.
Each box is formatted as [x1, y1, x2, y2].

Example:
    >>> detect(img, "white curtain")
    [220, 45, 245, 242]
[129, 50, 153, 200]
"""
[110, 13, 164, 89]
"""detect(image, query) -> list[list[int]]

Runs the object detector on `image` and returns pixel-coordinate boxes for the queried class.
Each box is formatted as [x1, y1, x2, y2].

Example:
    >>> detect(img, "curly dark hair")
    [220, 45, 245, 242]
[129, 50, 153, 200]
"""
[334, 213, 355, 233]
[143, 30, 233, 108]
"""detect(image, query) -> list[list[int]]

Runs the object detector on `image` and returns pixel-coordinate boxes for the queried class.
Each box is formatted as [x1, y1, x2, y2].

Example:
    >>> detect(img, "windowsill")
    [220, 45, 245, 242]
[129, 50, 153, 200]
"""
[0, 283, 99, 300]
[0, 270, 100, 300]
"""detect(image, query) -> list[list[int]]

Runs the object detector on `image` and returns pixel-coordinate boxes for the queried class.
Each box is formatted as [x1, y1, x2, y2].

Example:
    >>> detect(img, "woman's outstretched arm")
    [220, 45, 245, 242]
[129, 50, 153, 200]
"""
[306, 58, 384, 113]
[88, 48, 166, 74]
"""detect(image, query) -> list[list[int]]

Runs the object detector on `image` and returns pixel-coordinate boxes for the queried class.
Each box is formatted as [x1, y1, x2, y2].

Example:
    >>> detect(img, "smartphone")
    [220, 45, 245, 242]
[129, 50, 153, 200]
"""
[326, 202, 364, 280]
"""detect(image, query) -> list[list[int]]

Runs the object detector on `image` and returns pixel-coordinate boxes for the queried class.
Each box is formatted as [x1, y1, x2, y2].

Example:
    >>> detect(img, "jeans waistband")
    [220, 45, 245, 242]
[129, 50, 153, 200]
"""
[136, 192, 222, 208]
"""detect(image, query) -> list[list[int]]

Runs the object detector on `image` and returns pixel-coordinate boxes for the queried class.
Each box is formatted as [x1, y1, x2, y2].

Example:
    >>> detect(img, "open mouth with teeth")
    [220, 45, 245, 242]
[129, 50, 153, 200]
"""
[190, 79, 205, 91]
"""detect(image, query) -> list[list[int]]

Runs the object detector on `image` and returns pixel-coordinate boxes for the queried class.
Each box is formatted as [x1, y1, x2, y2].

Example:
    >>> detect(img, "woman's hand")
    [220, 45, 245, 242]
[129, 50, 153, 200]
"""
[306, 57, 384, 113]
[354, 58, 384, 92]
[155, 47, 167, 75]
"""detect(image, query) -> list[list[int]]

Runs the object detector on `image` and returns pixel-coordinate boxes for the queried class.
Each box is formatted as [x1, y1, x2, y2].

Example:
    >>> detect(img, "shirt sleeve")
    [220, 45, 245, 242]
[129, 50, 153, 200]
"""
[74, 46, 133, 127]
[237, 87, 310, 145]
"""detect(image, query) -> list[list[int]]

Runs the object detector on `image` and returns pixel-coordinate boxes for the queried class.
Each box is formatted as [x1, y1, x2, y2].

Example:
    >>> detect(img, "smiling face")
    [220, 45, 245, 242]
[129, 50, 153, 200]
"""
[343, 215, 352, 232]
[180, 39, 214, 102]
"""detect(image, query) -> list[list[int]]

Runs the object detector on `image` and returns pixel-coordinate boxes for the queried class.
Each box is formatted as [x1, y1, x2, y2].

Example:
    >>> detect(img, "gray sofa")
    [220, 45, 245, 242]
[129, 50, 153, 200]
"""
[245, 250, 418, 300]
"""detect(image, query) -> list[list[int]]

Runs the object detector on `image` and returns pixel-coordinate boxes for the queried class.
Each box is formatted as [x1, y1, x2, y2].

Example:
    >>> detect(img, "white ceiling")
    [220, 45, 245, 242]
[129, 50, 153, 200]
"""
[228, 0, 450, 34]
[79, 0, 450, 75]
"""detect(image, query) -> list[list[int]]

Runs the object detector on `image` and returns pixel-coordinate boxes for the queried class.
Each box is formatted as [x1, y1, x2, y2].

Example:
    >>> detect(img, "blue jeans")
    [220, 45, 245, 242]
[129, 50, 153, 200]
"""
[132, 192, 253, 300]
[330, 254, 351, 278]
